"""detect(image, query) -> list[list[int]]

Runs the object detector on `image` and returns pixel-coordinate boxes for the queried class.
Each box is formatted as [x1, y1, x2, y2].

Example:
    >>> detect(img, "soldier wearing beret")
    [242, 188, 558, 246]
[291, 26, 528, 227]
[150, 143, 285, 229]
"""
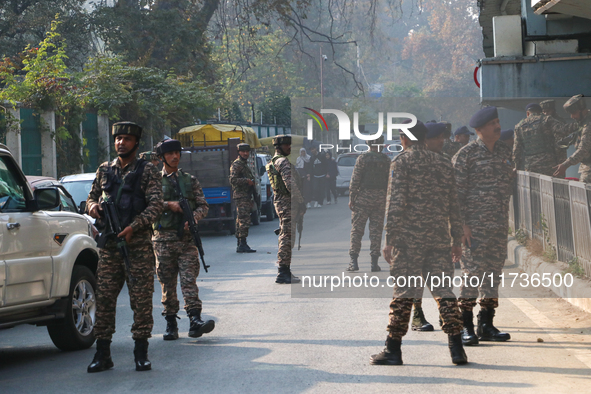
[513, 103, 563, 176]
[347, 135, 390, 273]
[86, 122, 164, 373]
[453, 126, 474, 147]
[553, 95, 591, 182]
[540, 100, 568, 164]
[266, 135, 304, 284]
[229, 143, 257, 253]
[452, 107, 512, 346]
[371, 120, 467, 366]
[153, 139, 214, 342]
[441, 123, 463, 160]
[499, 129, 514, 153]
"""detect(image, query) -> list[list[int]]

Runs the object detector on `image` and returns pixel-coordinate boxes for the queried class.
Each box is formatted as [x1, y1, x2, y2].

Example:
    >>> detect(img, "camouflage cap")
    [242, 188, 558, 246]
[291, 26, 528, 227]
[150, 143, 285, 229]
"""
[112, 121, 142, 138]
[540, 100, 555, 111]
[237, 143, 251, 151]
[564, 94, 586, 114]
[273, 134, 291, 146]
[139, 151, 158, 161]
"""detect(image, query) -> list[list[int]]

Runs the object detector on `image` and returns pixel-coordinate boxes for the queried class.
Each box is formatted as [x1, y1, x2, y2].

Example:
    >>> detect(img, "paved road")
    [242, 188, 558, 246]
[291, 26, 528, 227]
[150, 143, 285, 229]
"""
[1, 200, 590, 393]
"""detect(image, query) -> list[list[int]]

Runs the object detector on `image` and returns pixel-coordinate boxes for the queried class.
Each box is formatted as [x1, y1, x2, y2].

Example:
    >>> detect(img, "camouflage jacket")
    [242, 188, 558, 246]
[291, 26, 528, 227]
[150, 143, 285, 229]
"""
[349, 151, 390, 205]
[87, 156, 163, 245]
[512, 114, 567, 172]
[564, 113, 591, 170]
[229, 157, 255, 200]
[273, 155, 303, 205]
[452, 138, 513, 232]
[441, 139, 463, 160]
[152, 168, 209, 242]
[385, 144, 463, 249]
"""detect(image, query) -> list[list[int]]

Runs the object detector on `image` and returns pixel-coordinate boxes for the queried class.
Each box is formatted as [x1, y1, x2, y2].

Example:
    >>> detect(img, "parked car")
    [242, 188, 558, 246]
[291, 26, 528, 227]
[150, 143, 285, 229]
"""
[256, 153, 276, 221]
[26, 176, 81, 213]
[60, 172, 96, 213]
[335, 152, 361, 196]
[0, 144, 99, 351]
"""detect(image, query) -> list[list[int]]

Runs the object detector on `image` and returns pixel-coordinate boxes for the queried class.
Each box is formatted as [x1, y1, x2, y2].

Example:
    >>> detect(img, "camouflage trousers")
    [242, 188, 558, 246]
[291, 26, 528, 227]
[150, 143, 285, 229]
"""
[154, 234, 202, 315]
[579, 165, 591, 183]
[524, 153, 558, 176]
[275, 196, 299, 267]
[459, 229, 507, 311]
[94, 238, 155, 341]
[349, 192, 386, 258]
[235, 198, 253, 238]
[387, 246, 462, 340]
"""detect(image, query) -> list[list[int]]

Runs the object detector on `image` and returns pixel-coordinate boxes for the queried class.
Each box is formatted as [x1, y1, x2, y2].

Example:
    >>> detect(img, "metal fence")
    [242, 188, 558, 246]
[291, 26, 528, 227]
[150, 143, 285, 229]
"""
[512, 171, 591, 277]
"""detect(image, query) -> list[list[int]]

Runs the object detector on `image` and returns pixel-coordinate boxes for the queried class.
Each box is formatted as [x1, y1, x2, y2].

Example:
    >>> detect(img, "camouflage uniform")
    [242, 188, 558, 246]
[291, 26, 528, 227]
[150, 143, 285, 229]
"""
[349, 151, 390, 259]
[563, 112, 591, 182]
[452, 139, 513, 311]
[87, 157, 163, 340]
[269, 154, 303, 268]
[384, 145, 463, 340]
[153, 169, 209, 316]
[229, 156, 255, 238]
[512, 114, 564, 176]
[441, 139, 463, 160]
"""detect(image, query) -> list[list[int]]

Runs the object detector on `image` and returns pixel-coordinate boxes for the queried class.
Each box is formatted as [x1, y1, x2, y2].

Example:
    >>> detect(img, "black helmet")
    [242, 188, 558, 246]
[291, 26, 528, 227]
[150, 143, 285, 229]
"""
[112, 121, 142, 139]
[237, 143, 251, 151]
[155, 139, 182, 157]
[272, 135, 292, 146]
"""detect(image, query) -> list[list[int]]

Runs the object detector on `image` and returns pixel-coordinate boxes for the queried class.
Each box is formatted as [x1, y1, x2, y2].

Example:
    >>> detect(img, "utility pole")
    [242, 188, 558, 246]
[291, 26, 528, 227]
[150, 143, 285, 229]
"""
[320, 46, 324, 109]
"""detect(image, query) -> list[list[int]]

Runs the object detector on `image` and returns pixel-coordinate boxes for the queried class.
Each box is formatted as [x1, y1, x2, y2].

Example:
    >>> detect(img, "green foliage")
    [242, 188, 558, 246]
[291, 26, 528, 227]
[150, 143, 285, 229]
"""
[515, 228, 528, 246]
[539, 214, 557, 263]
[566, 257, 585, 278]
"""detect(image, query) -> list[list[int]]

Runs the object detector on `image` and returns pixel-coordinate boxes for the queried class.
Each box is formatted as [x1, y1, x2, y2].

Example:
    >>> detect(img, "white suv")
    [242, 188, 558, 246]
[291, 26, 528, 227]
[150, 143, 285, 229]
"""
[0, 144, 99, 351]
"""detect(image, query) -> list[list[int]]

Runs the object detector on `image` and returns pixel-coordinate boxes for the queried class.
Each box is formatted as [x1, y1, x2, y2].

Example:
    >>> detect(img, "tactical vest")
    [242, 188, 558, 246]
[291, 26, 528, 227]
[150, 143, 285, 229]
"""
[101, 159, 148, 228]
[154, 171, 196, 231]
[359, 153, 390, 189]
[522, 117, 555, 157]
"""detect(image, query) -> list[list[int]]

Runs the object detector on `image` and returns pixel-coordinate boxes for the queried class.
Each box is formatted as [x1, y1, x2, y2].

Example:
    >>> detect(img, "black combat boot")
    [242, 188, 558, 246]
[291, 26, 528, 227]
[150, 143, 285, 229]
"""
[275, 265, 301, 284]
[461, 310, 479, 346]
[346, 255, 359, 272]
[188, 309, 216, 338]
[411, 306, 434, 331]
[163, 314, 179, 340]
[133, 339, 151, 371]
[87, 339, 114, 373]
[448, 334, 468, 365]
[370, 255, 381, 272]
[236, 237, 256, 253]
[370, 337, 403, 365]
[477, 308, 511, 342]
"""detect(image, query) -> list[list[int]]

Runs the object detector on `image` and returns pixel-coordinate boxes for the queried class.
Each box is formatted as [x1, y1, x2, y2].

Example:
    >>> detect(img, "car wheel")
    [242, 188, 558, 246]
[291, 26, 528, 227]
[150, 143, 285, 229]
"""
[264, 202, 275, 221]
[47, 265, 97, 351]
[251, 207, 261, 225]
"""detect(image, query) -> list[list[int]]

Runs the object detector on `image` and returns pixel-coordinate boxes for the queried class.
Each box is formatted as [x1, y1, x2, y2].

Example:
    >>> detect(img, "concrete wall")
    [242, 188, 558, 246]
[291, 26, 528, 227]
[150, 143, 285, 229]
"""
[40, 112, 57, 178]
[4, 108, 21, 167]
[97, 114, 110, 162]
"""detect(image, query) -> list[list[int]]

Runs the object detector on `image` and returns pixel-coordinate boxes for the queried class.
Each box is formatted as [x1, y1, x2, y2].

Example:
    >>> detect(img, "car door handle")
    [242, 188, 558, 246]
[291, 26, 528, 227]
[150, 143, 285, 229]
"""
[7, 222, 20, 230]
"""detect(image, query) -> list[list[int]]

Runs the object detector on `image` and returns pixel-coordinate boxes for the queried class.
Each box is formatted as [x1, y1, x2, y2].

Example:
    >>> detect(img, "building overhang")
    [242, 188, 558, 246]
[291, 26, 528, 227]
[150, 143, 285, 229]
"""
[533, 0, 591, 21]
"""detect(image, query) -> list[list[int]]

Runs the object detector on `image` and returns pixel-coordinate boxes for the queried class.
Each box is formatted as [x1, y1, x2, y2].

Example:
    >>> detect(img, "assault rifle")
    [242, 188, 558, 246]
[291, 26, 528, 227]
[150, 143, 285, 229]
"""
[97, 199, 136, 286]
[167, 173, 210, 273]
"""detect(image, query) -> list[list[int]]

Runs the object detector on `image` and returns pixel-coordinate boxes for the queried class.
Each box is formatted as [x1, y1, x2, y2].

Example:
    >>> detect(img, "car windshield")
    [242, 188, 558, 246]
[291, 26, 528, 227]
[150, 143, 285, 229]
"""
[337, 156, 358, 167]
[62, 180, 94, 205]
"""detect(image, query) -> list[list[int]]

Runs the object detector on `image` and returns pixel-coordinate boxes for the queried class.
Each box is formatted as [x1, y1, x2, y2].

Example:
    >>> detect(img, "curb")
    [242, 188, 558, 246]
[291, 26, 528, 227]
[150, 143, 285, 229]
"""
[507, 239, 591, 314]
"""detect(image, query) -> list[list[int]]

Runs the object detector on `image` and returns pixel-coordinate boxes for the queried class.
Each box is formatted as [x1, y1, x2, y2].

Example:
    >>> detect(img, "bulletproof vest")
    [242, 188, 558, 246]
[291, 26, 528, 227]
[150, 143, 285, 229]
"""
[231, 157, 255, 194]
[101, 159, 148, 228]
[359, 152, 390, 189]
[522, 116, 555, 157]
[267, 155, 289, 197]
[154, 171, 196, 231]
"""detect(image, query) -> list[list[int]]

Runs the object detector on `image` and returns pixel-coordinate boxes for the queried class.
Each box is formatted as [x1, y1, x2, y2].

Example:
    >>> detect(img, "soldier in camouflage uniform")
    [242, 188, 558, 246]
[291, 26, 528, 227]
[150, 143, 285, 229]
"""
[452, 106, 513, 346]
[441, 123, 463, 160]
[513, 103, 562, 176]
[266, 135, 304, 284]
[499, 129, 514, 153]
[347, 135, 390, 273]
[230, 143, 257, 253]
[153, 139, 215, 341]
[541, 100, 568, 164]
[370, 120, 467, 366]
[553, 95, 591, 182]
[86, 122, 163, 373]
[139, 151, 161, 168]
[454, 126, 473, 147]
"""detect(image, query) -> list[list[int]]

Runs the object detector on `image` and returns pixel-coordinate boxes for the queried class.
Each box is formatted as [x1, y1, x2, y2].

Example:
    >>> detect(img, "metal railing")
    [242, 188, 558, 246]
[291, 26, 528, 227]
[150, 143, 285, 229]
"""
[511, 171, 591, 276]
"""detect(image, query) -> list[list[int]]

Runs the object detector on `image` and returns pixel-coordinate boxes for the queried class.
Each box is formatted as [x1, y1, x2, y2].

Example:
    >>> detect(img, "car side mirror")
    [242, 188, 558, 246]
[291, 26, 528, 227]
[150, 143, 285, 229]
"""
[34, 187, 60, 211]
[259, 166, 266, 177]
[79, 200, 87, 214]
